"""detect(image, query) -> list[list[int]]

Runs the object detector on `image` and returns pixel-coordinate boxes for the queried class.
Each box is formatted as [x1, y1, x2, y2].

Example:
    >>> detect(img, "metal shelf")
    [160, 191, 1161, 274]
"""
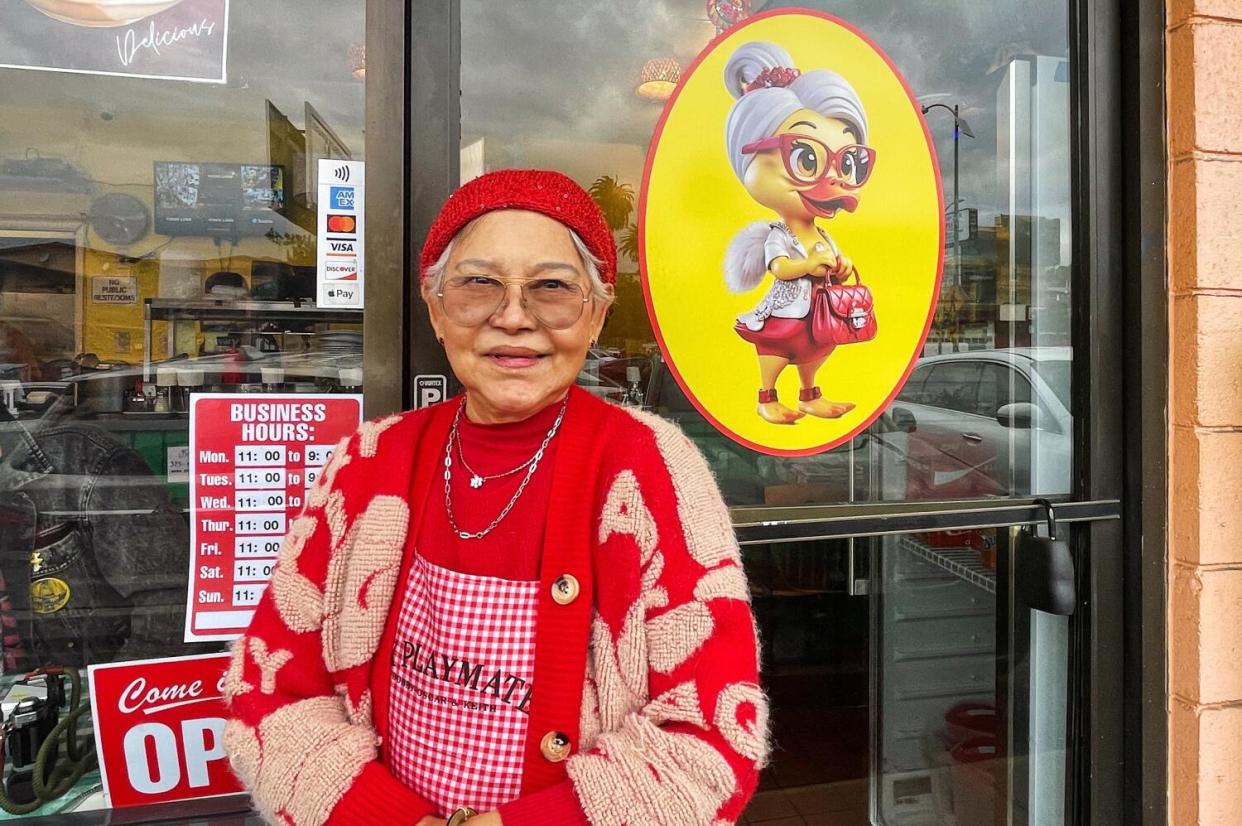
[144, 298, 362, 324]
[142, 299, 362, 379]
[898, 535, 997, 594]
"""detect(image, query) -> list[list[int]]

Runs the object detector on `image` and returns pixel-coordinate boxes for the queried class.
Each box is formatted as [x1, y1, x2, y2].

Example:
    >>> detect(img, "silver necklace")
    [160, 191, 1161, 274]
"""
[443, 397, 568, 540]
[455, 430, 538, 489]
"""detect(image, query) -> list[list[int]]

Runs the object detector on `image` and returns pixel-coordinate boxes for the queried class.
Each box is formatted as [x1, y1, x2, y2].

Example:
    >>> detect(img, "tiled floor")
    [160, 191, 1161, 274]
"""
[739, 779, 869, 824]
[741, 579, 873, 824]
[740, 689, 870, 824]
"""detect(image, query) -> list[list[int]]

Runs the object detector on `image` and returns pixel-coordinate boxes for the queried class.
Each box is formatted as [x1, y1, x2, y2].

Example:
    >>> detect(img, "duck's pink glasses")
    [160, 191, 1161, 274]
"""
[741, 133, 877, 188]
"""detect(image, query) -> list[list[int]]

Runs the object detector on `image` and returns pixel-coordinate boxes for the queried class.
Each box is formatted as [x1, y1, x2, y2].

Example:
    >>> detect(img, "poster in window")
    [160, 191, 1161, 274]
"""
[640, 10, 943, 456]
[88, 652, 239, 808]
[184, 393, 363, 642]
[0, 0, 229, 84]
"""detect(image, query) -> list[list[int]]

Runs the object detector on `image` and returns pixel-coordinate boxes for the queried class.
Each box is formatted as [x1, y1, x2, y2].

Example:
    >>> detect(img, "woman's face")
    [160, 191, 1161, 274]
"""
[425, 209, 611, 424]
[743, 110, 864, 222]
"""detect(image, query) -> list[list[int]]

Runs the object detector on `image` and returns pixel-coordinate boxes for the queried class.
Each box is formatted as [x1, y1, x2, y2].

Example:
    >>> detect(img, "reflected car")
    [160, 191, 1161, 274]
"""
[888, 347, 1072, 498]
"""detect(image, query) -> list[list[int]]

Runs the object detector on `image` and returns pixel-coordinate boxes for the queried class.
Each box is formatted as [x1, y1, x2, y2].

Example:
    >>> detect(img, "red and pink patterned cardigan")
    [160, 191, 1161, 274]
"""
[222, 387, 769, 825]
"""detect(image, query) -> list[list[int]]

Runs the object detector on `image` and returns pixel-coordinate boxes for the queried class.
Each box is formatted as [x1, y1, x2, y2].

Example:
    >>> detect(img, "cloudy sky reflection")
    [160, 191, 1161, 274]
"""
[462, 0, 1072, 248]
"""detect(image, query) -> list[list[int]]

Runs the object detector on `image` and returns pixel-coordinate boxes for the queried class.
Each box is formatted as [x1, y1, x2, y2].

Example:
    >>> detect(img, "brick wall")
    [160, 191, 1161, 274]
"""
[1168, 1, 1242, 823]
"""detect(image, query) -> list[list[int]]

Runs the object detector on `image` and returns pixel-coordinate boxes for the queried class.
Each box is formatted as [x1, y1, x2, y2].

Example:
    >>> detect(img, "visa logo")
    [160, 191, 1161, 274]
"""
[330, 187, 356, 210]
[329, 241, 356, 253]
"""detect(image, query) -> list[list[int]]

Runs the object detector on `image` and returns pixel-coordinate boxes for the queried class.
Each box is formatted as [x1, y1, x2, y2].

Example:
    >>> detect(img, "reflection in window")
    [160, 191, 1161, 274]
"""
[0, 1, 366, 668]
[461, 0, 1073, 503]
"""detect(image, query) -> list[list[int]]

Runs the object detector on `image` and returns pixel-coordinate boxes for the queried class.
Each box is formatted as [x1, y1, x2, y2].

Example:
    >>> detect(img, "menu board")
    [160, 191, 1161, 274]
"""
[184, 393, 362, 642]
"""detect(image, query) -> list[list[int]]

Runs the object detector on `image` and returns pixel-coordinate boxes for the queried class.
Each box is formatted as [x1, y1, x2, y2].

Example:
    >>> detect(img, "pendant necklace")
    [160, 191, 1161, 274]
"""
[455, 431, 538, 489]
[443, 396, 568, 540]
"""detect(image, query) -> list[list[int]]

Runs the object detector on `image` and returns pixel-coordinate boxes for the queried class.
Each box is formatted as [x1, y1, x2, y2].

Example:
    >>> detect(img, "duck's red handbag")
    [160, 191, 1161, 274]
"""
[812, 267, 877, 346]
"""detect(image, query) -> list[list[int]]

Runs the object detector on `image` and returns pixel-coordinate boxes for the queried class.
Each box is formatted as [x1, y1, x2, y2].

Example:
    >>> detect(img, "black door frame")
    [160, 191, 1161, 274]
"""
[378, 1, 1167, 824]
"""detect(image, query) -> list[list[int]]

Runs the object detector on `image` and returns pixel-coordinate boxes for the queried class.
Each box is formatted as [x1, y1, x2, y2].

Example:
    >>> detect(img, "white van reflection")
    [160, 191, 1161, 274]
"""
[888, 347, 1072, 498]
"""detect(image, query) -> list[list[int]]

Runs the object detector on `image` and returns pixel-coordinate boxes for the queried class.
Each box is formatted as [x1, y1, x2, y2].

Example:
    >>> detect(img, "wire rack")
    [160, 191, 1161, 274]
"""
[898, 535, 997, 594]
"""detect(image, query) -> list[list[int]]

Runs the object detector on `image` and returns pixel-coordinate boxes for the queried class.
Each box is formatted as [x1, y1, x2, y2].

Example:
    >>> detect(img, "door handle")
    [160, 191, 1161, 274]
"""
[962, 432, 983, 443]
[1015, 498, 1076, 615]
[847, 538, 869, 596]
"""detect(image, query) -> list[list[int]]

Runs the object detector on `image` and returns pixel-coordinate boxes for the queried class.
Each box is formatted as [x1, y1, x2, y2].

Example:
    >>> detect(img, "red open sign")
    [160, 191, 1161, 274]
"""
[89, 653, 241, 808]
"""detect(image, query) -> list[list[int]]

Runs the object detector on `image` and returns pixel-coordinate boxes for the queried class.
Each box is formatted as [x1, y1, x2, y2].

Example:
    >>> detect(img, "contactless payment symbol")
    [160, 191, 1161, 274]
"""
[330, 187, 356, 211]
[640, 9, 944, 456]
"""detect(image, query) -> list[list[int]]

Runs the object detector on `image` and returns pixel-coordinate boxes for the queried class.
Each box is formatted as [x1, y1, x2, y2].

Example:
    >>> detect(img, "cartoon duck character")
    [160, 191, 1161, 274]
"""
[723, 41, 876, 425]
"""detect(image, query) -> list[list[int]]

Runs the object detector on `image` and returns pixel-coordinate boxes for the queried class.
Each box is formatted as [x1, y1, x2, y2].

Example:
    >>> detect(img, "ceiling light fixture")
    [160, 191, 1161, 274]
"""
[349, 42, 366, 80]
[706, 0, 752, 34]
[636, 57, 681, 102]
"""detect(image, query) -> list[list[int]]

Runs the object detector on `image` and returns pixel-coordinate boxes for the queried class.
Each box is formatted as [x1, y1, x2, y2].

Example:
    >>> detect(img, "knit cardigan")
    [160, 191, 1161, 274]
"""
[222, 387, 770, 825]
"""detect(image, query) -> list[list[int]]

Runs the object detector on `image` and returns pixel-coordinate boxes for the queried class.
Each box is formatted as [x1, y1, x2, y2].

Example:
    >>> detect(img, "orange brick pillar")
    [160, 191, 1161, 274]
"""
[1168, 2, 1242, 823]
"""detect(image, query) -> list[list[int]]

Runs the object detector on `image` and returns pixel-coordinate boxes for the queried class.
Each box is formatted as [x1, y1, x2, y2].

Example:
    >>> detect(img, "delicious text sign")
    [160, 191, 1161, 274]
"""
[0, 0, 230, 83]
[185, 393, 362, 641]
[88, 653, 238, 808]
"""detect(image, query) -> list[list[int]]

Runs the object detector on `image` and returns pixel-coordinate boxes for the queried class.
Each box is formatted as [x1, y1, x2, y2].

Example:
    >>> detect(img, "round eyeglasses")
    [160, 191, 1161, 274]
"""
[437, 276, 591, 330]
[741, 133, 877, 188]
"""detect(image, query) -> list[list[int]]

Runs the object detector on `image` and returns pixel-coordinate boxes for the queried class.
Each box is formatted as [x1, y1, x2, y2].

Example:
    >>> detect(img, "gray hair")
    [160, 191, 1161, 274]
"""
[422, 216, 611, 300]
[723, 41, 869, 181]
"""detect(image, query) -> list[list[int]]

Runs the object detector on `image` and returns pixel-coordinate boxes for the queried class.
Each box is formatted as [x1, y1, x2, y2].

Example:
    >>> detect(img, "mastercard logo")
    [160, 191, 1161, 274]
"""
[326, 214, 356, 233]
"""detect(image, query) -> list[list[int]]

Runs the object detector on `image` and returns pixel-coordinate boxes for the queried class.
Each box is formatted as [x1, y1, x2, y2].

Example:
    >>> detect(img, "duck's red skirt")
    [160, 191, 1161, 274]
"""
[735, 314, 836, 364]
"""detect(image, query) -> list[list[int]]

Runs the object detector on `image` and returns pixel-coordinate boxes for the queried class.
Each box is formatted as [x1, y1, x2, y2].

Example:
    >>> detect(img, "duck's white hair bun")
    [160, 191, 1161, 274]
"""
[723, 41, 796, 99]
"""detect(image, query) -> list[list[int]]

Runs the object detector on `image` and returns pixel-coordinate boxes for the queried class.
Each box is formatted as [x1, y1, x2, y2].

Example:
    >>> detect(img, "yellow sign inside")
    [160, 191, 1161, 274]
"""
[640, 10, 943, 456]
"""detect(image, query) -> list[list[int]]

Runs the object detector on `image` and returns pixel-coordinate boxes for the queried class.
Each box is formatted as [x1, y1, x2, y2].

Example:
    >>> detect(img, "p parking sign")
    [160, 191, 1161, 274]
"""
[415, 375, 448, 408]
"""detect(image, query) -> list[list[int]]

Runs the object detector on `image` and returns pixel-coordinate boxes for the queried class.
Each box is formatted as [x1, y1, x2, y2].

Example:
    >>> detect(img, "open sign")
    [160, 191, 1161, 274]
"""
[89, 653, 241, 807]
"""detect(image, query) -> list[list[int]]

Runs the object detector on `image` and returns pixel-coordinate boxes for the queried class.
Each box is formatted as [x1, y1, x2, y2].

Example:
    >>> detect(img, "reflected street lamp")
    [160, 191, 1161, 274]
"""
[921, 103, 974, 288]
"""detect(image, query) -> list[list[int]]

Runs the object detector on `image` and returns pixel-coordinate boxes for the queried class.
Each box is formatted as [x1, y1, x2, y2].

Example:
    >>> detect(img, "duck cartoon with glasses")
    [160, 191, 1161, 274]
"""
[724, 41, 877, 425]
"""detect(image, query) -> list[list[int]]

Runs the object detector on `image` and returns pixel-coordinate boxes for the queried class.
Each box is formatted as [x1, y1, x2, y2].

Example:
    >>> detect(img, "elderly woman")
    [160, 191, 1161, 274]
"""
[223, 170, 769, 826]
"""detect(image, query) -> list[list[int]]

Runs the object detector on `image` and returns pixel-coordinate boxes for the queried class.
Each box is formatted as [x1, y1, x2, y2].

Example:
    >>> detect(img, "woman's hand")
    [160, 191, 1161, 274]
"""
[414, 818, 446, 826]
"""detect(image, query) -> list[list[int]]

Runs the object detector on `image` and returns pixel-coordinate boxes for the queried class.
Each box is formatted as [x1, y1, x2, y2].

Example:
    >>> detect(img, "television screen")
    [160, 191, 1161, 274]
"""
[154, 162, 286, 237]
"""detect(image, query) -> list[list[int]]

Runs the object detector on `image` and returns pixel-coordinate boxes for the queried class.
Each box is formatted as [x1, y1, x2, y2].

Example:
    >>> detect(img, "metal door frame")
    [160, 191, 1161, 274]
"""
[389, 1, 1168, 824]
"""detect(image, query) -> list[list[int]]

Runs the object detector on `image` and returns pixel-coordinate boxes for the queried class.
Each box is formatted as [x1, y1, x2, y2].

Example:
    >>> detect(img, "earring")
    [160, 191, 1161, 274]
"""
[437, 336, 445, 345]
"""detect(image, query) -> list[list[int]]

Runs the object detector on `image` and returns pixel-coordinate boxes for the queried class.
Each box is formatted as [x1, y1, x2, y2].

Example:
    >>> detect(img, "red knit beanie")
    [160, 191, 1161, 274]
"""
[419, 169, 618, 285]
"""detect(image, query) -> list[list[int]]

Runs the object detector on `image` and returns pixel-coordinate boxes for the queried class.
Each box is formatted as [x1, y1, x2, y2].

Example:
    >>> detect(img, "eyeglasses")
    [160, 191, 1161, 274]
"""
[437, 275, 591, 329]
[741, 133, 877, 188]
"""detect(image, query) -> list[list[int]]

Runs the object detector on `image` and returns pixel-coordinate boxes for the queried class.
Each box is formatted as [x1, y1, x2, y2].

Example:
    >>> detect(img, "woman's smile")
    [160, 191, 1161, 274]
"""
[484, 346, 547, 369]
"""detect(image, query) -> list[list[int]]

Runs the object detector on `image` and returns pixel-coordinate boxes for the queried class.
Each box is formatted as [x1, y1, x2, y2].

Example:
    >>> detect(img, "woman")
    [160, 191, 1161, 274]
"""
[722, 41, 875, 425]
[223, 169, 769, 825]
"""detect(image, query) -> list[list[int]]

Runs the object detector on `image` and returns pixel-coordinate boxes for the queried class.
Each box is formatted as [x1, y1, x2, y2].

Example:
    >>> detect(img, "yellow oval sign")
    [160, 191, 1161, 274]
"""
[640, 10, 943, 456]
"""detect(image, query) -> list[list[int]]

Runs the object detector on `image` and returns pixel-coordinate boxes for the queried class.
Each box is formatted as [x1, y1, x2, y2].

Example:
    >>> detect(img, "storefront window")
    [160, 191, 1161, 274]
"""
[743, 524, 1069, 824]
[461, 0, 1074, 505]
[0, 0, 367, 814]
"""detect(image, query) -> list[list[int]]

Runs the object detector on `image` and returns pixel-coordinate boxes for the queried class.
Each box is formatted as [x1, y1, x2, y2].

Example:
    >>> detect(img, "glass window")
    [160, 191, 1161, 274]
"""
[976, 362, 1032, 418]
[1032, 356, 1070, 410]
[922, 361, 983, 415]
[0, 1, 370, 815]
[461, 0, 1074, 503]
[744, 525, 1071, 824]
[896, 363, 930, 404]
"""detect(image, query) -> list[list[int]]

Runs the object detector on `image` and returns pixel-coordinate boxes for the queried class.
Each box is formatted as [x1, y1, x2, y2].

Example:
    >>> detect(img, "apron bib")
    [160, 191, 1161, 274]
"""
[387, 554, 539, 814]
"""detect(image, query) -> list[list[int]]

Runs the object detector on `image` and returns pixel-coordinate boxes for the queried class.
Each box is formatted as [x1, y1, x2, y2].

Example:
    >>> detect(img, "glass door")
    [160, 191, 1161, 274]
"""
[414, 0, 1126, 822]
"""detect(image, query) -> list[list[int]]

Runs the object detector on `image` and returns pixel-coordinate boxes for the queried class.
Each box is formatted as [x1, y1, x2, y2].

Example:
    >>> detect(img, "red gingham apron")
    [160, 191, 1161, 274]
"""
[387, 554, 539, 815]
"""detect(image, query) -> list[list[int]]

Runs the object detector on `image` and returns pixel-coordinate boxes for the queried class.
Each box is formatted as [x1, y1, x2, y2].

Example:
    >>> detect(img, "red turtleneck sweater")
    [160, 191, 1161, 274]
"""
[415, 399, 562, 581]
